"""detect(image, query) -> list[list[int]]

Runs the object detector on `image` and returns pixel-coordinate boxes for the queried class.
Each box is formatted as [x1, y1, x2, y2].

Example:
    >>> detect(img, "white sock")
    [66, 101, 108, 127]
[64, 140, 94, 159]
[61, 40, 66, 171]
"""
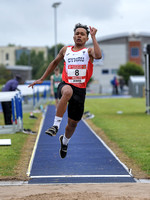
[63, 135, 70, 145]
[53, 116, 62, 129]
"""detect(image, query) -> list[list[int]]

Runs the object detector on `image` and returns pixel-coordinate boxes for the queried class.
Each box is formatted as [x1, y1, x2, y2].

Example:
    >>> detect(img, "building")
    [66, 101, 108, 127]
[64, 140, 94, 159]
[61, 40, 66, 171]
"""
[0, 45, 48, 66]
[128, 76, 145, 97]
[6, 65, 32, 83]
[1, 33, 150, 94]
[86, 32, 150, 94]
[0, 45, 48, 82]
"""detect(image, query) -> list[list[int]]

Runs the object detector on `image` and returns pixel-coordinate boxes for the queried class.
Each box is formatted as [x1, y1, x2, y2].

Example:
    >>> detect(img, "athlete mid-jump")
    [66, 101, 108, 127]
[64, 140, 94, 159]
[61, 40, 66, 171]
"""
[29, 23, 102, 159]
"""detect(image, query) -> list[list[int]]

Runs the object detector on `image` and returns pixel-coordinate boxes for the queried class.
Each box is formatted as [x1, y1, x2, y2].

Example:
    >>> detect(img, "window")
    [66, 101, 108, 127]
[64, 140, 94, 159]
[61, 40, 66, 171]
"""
[131, 47, 139, 57]
[102, 69, 109, 74]
[111, 69, 118, 74]
[5, 53, 9, 60]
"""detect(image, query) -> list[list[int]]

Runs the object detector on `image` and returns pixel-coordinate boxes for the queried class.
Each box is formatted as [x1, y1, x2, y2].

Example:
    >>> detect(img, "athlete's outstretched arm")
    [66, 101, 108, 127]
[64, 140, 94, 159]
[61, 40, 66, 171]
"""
[29, 47, 66, 88]
[89, 26, 102, 60]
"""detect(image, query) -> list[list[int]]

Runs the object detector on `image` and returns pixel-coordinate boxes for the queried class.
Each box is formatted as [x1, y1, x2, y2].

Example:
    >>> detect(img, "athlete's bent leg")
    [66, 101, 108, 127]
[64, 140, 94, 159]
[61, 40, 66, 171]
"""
[45, 85, 73, 137]
[56, 85, 73, 117]
[59, 118, 79, 158]
[65, 118, 78, 139]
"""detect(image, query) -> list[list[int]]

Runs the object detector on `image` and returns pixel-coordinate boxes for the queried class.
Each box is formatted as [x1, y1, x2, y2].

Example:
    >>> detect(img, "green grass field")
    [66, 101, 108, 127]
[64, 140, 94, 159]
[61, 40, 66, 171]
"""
[0, 112, 41, 177]
[85, 97, 150, 175]
[0, 97, 150, 177]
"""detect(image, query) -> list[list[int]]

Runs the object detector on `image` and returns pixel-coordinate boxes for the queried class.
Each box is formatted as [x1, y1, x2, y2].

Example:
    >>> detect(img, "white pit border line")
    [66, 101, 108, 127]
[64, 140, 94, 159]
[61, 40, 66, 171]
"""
[30, 120, 132, 179]
[30, 175, 131, 179]
[26, 108, 47, 177]
[28, 114, 135, 181]
[82, 119, 134, 178]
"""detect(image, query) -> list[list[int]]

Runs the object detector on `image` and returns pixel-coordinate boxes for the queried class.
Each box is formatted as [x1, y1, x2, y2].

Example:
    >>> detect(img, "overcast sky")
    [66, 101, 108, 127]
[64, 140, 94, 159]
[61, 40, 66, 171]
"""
[0, 0, 150, 47]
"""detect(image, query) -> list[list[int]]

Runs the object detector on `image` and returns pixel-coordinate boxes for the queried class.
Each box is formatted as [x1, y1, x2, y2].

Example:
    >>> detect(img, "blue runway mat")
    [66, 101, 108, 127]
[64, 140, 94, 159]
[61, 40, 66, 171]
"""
[28, 105, 135, 184]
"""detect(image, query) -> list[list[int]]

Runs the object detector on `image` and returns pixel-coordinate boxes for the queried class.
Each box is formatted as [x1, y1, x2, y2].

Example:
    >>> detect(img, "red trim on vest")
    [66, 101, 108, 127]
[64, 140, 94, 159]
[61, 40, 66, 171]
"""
[62, 60, 93, 88]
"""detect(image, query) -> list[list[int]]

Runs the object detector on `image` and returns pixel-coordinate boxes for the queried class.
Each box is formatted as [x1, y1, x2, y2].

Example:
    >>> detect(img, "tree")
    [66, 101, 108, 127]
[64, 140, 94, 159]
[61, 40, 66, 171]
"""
[16, 43, 65, 80]
[117, 62, 144, 85]
[16, 52, 29, 66]
[48, 43, 64, 58]
[0, 65, 11, 85]
[30, 51, 45, 79]
[48, 43, 65, 73]
[16, 50, 45, 79]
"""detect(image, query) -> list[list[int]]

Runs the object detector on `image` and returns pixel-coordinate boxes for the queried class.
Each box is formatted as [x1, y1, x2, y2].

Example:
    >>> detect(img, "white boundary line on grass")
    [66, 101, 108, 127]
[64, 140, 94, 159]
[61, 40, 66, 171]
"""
[82, 119, 134, 178]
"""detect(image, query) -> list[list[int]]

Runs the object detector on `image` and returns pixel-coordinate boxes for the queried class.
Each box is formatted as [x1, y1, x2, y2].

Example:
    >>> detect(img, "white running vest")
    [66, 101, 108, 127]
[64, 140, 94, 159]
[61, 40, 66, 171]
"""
[63, 46, 92, 88]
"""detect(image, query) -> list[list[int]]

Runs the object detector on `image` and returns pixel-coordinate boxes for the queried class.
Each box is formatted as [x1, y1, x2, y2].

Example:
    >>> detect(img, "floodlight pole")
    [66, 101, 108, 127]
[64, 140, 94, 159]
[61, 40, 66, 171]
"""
[144, 44, 150, 115]
[52, 2, 61, 58]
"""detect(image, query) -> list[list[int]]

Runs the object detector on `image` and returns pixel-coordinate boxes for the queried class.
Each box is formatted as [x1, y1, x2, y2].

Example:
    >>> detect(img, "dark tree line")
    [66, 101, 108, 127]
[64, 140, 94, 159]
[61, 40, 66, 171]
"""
[16, 43, 64, 79]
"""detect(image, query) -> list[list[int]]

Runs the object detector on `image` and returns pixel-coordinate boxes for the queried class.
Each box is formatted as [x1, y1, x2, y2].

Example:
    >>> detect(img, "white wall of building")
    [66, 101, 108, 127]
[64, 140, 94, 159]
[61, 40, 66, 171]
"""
[89, 43, 127, 94]
[0, 46, 17, 66]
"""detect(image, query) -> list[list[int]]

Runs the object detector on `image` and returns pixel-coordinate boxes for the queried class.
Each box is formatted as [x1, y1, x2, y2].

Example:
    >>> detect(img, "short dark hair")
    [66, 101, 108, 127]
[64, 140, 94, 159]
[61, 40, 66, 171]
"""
[74, 23, 90, 37]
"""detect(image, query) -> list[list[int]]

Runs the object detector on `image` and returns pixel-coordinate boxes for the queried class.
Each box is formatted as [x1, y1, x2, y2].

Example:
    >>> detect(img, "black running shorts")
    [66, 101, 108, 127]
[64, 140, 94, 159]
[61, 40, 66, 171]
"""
[57, 81, 86, 121]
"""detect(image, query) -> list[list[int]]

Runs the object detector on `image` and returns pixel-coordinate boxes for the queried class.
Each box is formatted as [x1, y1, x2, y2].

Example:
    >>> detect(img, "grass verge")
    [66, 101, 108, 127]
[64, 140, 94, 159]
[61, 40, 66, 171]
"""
[85, 97, 150, 177]
[0, 112, 42, 178]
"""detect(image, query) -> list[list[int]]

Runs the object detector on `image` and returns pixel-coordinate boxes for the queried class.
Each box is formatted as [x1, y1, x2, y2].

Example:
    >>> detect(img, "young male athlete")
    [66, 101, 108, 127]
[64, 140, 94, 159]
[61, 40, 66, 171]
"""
[29, 23, 102, 159]
[50, 67, 62, 108]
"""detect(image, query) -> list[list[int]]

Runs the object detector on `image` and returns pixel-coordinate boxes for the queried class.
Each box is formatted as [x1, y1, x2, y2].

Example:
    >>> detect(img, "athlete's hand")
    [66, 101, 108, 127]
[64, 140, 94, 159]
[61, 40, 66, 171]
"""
[28, 79, 43, 89]
[89, 26, 97, 37]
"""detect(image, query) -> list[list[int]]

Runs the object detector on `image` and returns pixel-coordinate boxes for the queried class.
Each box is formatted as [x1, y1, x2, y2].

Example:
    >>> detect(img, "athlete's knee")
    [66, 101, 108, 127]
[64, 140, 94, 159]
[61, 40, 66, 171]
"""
[61, 86, 73, 100]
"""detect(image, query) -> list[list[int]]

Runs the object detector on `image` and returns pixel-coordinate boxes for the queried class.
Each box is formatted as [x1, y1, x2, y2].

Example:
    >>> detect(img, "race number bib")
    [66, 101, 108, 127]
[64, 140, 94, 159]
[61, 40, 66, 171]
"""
[54, 81, 60, 88]
[68, 65, 86, 83]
